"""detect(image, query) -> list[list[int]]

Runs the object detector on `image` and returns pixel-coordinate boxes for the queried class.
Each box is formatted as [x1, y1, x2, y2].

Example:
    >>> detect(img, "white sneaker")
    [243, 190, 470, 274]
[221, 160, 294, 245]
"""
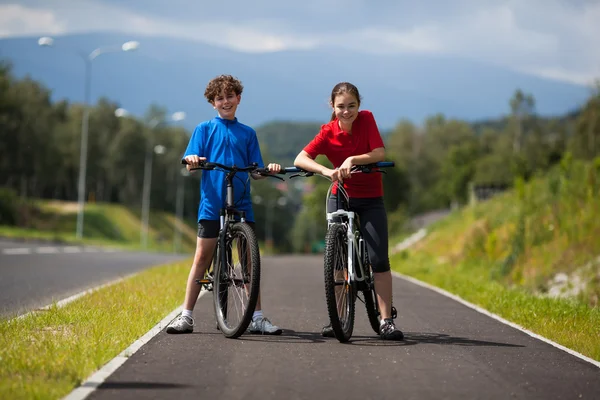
[248, 317, 282, 335]
[166, 315, 194, 334]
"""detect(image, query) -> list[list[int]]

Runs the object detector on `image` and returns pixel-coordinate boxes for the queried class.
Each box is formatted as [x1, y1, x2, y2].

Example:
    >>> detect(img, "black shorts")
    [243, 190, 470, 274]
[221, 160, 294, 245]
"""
[327, 196, 390, 273]
[197, 219, 256, 239]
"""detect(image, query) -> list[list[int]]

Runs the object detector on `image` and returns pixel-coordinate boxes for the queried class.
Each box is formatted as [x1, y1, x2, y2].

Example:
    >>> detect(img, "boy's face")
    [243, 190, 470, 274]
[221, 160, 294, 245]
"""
[212, 89, 241, 120]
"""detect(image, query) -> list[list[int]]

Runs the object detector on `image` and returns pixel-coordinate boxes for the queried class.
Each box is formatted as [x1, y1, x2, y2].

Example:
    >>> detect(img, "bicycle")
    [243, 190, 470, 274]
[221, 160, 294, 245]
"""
[283, 161, 396, 342]
[182, 159, 283, 339]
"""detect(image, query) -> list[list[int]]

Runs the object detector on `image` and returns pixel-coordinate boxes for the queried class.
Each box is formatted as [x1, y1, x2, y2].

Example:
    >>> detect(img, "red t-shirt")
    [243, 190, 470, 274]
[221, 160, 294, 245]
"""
[303, 110, 385, 198]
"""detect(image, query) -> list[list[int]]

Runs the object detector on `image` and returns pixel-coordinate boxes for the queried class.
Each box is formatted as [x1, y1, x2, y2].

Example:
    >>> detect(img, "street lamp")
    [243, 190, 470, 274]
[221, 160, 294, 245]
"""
[38, 36, 140, 240]
[174, 167, 191, 253]
[116, 109, 186, 248]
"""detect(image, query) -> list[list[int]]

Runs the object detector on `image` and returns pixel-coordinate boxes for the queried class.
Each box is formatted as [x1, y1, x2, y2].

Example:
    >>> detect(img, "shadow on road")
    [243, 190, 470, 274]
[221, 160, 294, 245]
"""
[94, 382, 190, 390]
[346, 332, 525, 348]
[404, 332, 524, 347]
[237, 329, 327, 344]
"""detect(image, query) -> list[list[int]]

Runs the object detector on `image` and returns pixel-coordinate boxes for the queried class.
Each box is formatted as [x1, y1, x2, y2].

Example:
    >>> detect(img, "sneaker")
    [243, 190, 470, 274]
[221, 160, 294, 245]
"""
[321, 324, 335, 338]
[379, 318, 404, 340]
[248, 317, 282, 335]
[166, 315, 194, 334]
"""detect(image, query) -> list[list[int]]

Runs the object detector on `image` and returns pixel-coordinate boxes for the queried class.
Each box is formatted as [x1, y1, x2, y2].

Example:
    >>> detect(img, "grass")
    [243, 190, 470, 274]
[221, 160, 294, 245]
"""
[1, 200, 198, 253]
[0, 259, 191, 400]
[391, 251, 600, 361]
[392, 157, 600, 362]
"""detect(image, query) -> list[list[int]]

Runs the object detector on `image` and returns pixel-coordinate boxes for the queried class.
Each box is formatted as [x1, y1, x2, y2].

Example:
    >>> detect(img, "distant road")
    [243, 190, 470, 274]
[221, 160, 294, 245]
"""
[0, 238, 189, 318]
[410, 209, 451, 229]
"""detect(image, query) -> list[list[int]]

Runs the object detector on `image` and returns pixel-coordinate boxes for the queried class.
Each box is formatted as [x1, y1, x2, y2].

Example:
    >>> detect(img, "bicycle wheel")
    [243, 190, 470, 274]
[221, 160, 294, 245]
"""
[213, 222, 261, 338]
[324, 222, 356, 342]
[363, 264, 381, 334]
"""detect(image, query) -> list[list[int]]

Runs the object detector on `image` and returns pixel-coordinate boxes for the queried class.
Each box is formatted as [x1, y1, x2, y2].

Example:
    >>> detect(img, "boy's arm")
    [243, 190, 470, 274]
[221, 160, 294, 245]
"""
[182, 124, 206, 172]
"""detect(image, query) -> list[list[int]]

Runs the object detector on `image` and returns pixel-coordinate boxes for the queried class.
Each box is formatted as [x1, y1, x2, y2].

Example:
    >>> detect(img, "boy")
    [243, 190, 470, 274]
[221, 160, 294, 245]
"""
[167, 74, 282, 335]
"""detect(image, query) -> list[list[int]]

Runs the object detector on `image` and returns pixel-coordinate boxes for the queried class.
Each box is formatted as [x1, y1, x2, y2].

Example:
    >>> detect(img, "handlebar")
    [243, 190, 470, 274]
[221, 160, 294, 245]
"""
[181, 159, 284, 180]
[282, 161, 395, 178]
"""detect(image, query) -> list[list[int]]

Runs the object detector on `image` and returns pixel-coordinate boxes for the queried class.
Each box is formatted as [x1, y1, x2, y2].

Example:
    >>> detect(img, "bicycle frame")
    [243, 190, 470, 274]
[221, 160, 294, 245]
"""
[287, 162, 395, 288]
[182, 160, 281, 287]
[326, 195, 367, 289]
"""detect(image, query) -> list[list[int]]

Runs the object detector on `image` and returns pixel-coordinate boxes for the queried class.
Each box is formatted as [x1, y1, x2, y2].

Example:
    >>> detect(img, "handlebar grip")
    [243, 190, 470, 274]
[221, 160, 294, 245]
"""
[283, 167, 303, 174]
[376, 161, 395, 168]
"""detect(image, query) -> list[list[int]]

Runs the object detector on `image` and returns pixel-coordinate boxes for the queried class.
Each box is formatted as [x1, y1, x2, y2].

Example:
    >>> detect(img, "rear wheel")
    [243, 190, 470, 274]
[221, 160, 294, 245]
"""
[363, 265, 381, 334]
[324, 223, 355, 343]
[214, 222, 260, 338]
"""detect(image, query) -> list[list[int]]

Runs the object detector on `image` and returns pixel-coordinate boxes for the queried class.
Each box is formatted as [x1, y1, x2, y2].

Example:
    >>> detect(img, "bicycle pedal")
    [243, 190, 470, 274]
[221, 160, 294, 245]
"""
[196, 279, 212, 284]
[391, 306, 397, 319]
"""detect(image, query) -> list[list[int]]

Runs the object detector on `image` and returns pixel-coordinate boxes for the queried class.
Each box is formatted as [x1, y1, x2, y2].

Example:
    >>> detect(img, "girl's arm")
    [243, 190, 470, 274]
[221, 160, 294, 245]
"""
[294, 151, 332, 175]
[345, 147, 385, 165]
[337, 147, 385, 180]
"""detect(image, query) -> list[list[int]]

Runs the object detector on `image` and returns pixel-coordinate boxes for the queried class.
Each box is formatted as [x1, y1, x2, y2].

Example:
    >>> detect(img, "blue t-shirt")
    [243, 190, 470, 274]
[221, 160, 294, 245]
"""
[183, 116, 264, 222]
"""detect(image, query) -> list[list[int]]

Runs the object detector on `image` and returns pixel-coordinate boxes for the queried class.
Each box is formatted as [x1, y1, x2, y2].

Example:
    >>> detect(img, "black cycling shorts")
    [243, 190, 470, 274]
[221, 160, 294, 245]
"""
[327, 196, 391, 273]
[197, 219, 256, 239]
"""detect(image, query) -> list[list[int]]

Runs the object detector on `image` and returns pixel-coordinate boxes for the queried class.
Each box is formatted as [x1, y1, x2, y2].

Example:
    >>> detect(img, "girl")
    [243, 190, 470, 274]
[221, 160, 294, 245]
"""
[294, 82, 403, 340]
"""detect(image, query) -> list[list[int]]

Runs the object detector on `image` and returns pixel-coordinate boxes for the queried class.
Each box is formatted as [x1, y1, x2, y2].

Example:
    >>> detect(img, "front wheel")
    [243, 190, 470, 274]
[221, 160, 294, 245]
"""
[324, 223, 356, 343]
[213, 222, 260, 338]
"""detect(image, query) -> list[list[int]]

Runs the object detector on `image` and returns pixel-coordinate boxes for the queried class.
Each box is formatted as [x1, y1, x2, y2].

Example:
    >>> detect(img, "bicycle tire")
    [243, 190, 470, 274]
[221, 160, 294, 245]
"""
[324, 222, 355, 343]
[214, 222, 261, 338]
[363, 265, 381, 334]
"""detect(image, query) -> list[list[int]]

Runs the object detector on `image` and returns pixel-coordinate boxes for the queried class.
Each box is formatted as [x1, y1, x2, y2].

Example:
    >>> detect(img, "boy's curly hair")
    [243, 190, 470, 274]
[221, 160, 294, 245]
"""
[204, 75, 244, 104]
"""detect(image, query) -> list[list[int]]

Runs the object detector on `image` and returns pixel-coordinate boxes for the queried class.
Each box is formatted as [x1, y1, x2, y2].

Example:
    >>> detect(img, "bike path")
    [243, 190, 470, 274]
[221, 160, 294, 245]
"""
[87, 255, 600, 400]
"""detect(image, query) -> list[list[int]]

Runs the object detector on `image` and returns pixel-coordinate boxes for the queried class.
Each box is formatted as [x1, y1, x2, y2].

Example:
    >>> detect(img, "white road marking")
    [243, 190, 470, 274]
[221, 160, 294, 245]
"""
[36, 246, 60, 254]
[2, 246, 120, 255]
[2, 248, 32, 255]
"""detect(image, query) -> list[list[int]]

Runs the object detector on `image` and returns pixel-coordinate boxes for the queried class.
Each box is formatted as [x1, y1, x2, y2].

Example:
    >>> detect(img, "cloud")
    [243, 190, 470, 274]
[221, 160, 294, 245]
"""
[1, 0, 599, 85]
[0, 4, 66, 38]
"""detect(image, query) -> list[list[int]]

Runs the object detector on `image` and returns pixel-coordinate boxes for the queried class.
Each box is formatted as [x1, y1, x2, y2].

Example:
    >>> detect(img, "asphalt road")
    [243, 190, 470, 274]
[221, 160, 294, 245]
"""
[0, 238, 189, 318]
[87, 254, 600, 400]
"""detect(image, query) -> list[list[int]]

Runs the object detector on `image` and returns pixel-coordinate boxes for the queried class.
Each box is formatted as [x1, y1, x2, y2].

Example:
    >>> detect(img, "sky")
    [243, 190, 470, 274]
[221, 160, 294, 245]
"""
[1, 0, 599, 86]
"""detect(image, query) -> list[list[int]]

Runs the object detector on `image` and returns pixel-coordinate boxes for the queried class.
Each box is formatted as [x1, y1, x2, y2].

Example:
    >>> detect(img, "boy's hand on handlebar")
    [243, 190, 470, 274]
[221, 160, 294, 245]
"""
[184, 155, 206, 171]
[266, 163, 281, 174]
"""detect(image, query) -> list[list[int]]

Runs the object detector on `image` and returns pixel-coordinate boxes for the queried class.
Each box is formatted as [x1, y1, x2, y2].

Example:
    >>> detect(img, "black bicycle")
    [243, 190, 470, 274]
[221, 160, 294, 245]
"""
[284, 162, 396, 342]
[182, 159, 283, 338]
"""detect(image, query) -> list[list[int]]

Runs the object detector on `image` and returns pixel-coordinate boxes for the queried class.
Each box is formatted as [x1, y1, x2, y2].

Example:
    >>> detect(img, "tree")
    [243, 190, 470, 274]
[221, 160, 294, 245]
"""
[510, 89, 536, 154]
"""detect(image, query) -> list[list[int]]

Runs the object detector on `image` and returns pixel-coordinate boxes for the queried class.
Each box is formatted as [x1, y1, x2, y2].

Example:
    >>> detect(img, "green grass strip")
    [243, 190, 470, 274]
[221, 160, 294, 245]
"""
[0, 259, 191, 400]
[392, 251, 600, 362]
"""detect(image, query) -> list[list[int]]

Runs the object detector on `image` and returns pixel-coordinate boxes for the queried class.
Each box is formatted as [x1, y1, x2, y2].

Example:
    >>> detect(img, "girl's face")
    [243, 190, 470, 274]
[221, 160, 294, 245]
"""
[213, 89, 240, 120]
[332, 92, 359, 129]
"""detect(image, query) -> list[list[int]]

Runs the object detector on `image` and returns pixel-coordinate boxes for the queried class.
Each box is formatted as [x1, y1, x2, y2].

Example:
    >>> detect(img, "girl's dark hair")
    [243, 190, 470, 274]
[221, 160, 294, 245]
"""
[329, 82, 362, 121]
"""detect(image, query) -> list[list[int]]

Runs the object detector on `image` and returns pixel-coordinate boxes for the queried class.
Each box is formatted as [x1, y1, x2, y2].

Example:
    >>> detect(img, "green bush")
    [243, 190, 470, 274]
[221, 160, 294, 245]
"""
[0, 188, 19, 226]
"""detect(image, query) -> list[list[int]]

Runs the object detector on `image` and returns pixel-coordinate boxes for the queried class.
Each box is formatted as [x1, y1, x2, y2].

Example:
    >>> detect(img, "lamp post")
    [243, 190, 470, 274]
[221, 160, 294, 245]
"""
[116, 108, 186, 248]
[39, 36, 140, 240]
[174, 167, 190, 253]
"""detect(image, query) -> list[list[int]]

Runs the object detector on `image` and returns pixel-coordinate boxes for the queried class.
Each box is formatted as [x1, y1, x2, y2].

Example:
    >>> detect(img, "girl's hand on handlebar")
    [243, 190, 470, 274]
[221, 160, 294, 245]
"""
[323, 168, 343, 183]
[184, 155, 206, 171]
[338, 158, 354, 180]
[266, 163, 281, 174]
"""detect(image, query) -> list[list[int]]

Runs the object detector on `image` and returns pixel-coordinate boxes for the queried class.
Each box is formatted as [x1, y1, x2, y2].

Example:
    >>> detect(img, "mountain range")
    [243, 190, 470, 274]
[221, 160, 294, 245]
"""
[0, 32, 592, 131]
